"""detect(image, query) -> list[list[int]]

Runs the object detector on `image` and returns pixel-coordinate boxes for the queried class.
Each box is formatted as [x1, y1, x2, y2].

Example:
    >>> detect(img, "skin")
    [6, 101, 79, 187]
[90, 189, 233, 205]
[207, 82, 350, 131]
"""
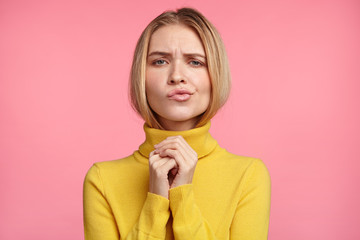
[145, 24, 211, 199]
[146, 24, 211, 131]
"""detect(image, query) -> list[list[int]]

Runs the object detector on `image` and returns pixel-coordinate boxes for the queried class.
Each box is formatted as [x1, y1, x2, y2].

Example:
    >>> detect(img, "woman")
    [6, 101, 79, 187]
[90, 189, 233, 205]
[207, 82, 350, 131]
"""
[83, 8, 271, 240]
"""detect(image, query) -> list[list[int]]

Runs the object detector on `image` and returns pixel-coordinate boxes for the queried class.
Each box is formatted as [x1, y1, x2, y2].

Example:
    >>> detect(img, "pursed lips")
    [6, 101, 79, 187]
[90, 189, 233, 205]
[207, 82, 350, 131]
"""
[167, 88, 194, 101]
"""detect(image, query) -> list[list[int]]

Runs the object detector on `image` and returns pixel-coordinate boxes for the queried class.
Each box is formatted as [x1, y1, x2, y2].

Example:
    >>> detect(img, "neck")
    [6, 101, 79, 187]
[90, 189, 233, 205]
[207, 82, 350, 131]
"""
[157, 117, 199, 131]
[138, 121, 218, 159]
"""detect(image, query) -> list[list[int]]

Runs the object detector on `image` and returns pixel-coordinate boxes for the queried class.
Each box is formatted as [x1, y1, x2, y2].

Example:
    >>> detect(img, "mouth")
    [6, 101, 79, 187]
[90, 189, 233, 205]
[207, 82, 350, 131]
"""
[167, 88, 193, 102]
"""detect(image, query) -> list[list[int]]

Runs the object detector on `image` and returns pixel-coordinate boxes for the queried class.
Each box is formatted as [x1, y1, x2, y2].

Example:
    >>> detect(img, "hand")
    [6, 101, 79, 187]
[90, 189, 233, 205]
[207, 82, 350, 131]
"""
[148, 150, 177, 199]
[154, 136, 198, 189]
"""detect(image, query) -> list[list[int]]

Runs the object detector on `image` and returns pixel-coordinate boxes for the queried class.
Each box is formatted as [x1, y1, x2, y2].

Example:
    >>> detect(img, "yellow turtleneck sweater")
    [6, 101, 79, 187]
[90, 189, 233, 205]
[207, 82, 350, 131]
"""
[83, 122, 271, 240]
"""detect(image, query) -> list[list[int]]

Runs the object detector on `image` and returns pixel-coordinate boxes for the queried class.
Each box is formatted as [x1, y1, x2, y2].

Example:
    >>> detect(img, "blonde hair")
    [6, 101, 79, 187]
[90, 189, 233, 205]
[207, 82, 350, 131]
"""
[129, 8, 231, 129]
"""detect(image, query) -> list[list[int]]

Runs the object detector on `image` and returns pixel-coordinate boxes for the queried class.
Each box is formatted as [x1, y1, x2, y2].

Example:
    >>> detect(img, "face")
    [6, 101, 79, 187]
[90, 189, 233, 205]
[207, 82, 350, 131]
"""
[145, 24, 211, 131]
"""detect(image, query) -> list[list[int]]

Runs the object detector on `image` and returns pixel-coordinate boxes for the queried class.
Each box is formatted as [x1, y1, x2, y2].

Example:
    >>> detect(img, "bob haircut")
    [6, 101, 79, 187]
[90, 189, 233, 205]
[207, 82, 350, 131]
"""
[130, 7, 231, 129]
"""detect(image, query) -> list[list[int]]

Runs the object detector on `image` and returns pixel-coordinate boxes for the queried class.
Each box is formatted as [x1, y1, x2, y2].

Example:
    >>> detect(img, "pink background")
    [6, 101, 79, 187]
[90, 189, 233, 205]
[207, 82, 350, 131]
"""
[1, 0, 359, 239]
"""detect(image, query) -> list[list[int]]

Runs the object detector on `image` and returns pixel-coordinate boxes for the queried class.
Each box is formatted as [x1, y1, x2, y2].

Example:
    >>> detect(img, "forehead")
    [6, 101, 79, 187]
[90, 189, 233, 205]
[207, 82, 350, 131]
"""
[148, 24, 205, 54]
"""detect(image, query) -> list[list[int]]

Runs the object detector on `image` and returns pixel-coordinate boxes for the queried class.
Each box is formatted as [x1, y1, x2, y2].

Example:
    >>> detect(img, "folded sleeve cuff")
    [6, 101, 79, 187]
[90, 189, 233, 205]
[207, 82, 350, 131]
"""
[135, 192, 170, 238]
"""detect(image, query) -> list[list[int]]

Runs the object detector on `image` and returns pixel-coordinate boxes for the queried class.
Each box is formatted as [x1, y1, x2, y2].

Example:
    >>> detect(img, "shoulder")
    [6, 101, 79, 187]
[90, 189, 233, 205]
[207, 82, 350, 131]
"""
[94, 154, 134, 169]
[215, 148, 270, 184]
[84, 154, 142, 183]
[84, 153, 149, 198]
[220, 151, 271, 202]
[212, 147, 265, 167]
[243, 157, 270, 186]
[230, 155, 271, 194]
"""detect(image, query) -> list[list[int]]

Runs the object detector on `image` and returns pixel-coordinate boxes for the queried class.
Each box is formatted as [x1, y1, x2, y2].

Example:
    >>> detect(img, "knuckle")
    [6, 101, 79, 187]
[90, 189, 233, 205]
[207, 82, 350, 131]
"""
[149, 162, 156, 169]
[149, 159, 155, 165]
[159, 150, 167, 157]
[183, 165, 191, 172]
[154, 171, 162, 178]
[170, 150, 178, 158]
[155, 169, 166, 178]
[150, 159, 160, 168]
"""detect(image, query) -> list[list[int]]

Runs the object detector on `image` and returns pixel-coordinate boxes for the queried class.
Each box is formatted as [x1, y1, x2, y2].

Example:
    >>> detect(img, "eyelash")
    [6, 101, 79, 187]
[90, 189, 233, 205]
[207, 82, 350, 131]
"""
[153, 59, 167, 65]
[151, 59, 205, 67]
[189, 60, 203, 66]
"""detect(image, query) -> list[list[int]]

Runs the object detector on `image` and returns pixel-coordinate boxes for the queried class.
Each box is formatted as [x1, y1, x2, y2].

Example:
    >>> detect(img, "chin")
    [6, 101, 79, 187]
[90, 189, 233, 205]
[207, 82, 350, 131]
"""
[163, 111, 201, 121]
[159, 111, 205, 123]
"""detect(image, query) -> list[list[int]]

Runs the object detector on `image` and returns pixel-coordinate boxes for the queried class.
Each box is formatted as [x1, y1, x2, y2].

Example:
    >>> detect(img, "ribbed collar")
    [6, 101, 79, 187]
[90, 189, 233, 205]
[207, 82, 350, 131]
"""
[138, 122, 218, 159]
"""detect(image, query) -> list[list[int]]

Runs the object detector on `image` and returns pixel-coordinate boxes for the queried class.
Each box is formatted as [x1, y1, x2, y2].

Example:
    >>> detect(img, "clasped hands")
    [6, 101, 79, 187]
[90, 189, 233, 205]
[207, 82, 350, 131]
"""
[148, 136, 198, 199]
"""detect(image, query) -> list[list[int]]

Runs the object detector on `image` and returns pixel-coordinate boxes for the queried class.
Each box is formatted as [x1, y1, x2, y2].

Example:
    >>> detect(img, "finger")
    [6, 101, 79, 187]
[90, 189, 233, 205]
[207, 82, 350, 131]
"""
[156, 142, 196, 164]
[155, 136, 196, 156]
[158, 148, 182, 160]
[154, 136, 186, 149]
[159, 158, 177, 173]
[158, 148, 190, 167]
[148, 152, 160, 164]
[155, 138, 189, 155]
[149, 150, 156, 158]
[149, 156, 170, 169]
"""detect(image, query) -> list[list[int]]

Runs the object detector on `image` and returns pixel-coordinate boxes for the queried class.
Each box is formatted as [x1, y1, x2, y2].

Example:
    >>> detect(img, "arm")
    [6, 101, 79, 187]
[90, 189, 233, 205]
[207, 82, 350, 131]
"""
[154, 137, 271, 239]
[230, 159, 271, 240]
[124, 192, 171, 240]
[83, 164, 119, 240]
[169, 159, 271, 240]
[169, 184, 218, 240]
[154, 136, 218, 239]
[83, 164, 171, 240]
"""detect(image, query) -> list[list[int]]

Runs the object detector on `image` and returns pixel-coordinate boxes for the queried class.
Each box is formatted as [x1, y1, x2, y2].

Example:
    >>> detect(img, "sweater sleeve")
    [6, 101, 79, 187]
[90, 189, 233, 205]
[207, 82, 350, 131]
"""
[230, 159, 271, 240]
[125, 193, 171, 240]
[169, 184, 218, 240]
[168, 159, 271, 240]
[83, 164, 171, 240]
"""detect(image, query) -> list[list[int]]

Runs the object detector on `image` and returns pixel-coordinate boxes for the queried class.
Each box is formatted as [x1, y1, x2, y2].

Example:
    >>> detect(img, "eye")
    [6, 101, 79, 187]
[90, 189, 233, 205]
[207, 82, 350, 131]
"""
[153, 59, 167, 65]
[189, 60, 203, 66]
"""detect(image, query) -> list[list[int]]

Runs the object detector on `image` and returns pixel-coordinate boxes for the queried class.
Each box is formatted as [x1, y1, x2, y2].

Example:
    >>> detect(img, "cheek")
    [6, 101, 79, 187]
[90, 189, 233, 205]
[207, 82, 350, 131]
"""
[204, 86, 211, 106]
[145, 71, 158, 97]
[202, 77, 212, 107]
[145, 68, 165, 85]
[145, 78, 164, 108]
[145, 85, 158, 105]
[198, 73, 211, 97]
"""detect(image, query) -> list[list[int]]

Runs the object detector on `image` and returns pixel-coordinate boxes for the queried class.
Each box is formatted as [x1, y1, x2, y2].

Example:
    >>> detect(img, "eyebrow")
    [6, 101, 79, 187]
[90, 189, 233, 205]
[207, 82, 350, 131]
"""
[148, 51, 206, 59]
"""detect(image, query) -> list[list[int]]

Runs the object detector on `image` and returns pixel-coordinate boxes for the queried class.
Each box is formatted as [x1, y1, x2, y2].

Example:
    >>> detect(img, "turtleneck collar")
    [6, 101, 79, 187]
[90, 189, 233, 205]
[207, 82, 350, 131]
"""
[138, 122, 218, 159]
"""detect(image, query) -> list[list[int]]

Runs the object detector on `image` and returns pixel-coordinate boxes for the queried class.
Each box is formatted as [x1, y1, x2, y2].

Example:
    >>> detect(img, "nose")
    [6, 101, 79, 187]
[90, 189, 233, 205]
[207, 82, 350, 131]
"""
[168, 61, 186, 85]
